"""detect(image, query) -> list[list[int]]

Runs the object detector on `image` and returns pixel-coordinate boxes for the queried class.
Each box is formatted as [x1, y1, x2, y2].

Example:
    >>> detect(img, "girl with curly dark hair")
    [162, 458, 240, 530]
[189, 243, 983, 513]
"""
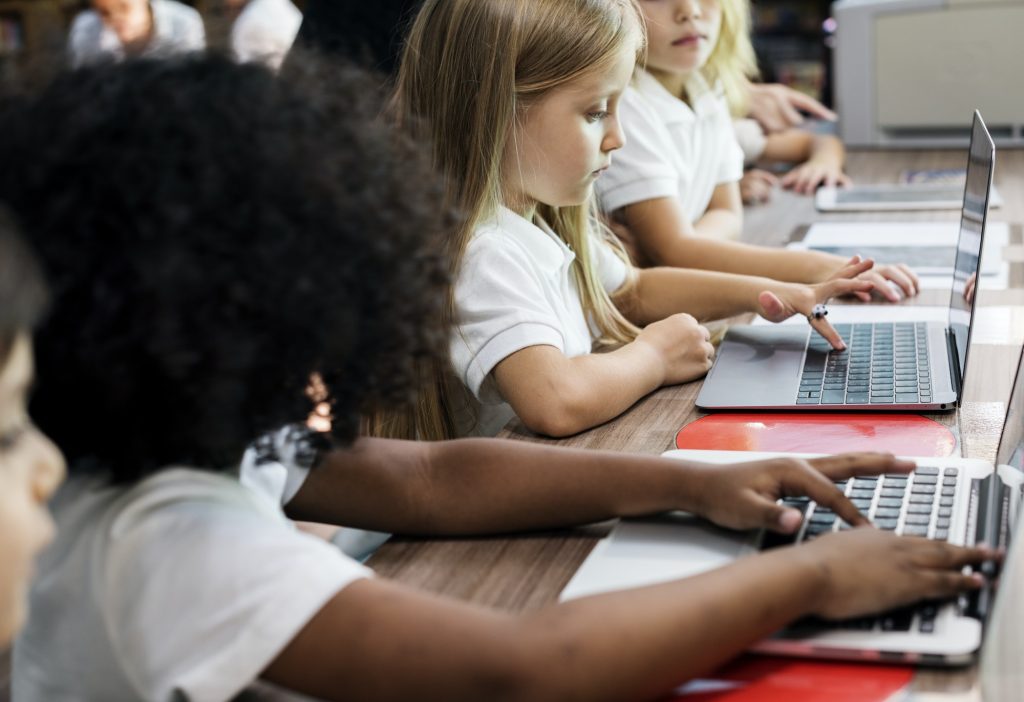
[0, 212, 65, 647]
[1, 55, 989, 702]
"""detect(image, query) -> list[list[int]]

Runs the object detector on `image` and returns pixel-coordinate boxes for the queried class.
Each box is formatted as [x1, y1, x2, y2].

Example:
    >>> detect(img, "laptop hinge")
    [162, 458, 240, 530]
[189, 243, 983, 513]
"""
[947, 329, 963, 399]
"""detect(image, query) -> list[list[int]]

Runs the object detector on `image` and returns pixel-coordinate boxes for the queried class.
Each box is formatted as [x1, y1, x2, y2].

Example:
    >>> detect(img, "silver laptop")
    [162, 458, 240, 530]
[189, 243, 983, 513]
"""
[561, 343, 1024, 665]
[697, 111, 995, 412]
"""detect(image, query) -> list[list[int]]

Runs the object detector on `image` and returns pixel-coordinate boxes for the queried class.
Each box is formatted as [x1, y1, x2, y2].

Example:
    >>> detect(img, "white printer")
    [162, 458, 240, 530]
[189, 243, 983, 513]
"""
[834, 0, 1024, 147]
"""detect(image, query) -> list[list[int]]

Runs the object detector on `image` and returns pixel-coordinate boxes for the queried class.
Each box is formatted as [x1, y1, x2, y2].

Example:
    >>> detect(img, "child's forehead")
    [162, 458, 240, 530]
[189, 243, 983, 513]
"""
[562, 47, 637, 98]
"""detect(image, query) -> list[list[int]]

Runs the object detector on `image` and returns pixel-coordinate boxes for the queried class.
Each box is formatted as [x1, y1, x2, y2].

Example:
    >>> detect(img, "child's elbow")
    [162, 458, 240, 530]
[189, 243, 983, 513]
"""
[514, 384, 594, 438]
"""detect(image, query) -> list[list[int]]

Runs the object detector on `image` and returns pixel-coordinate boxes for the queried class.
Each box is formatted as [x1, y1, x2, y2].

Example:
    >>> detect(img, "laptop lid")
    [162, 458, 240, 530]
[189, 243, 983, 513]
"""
[947, 111, 996, 389]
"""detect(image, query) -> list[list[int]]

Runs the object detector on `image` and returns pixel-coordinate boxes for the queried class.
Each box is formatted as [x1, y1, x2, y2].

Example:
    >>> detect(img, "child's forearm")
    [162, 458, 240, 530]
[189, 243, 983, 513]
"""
[669, 237, 847, 283]
[288, 434, 706, 534]
[809, 134, 845, 168]
[631, 267, 774, 323]
[693, 207, 742, 240]
[263, 545, 826, 702]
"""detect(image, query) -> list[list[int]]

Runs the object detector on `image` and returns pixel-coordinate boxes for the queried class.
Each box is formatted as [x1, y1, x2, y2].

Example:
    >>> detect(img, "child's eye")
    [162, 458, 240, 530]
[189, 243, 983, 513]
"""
[586, 111, 610, 123]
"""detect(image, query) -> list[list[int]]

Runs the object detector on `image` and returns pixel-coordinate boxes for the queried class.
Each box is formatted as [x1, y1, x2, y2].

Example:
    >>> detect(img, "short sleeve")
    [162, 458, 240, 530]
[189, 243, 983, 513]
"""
[597, 88, 679, 213]
[733, 118, 767, 166]
[102, 477, 371, 702]
[450, 235, 566, 401]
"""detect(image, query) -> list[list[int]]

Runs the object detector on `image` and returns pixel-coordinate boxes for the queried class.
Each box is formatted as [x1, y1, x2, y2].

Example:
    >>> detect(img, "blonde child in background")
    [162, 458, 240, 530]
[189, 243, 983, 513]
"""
[0, 214, 65, 647]
[388, 0, 879, 440]
[598, 0, 916, 300]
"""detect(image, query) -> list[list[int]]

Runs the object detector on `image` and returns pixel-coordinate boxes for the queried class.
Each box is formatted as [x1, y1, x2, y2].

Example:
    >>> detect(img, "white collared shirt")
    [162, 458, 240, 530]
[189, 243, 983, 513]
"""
[68, 0, 206, 68]
[597, 70, 744, 224]
[450, 207, 629, 436]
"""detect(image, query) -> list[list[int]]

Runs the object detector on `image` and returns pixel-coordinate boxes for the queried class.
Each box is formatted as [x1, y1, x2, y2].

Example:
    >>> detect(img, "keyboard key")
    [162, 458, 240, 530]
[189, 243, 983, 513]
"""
[943, 476, 958, 486]
[911, 483, 936, 495]
[871, 396, 895, 404]
[914, 474, 938, 484]
[880, 488, 905, 499]
[875, 517, 899, 530]
[938, 507, 952, 518]
[873, 507, 901, 519]
[881, 607, 915, 632]
[909, 494, 934, 504]
[941, 487, 957, 497]
[884, 475, 908, 486]
[896, 393, 920, 403]
[905, 514, 931, 526]
[916, 467, 939, 475]
[903, 525, 929, 536]
[797, 398, 820, 404]
[877, 498, 903, 509]
[934, 528, 949, 540]
[906, 504, 933, 515]
[939, 497, 955, 508]
[821, 390, 846, 404]
[944, 468, 959, 477]
[936, 517, 951, 529]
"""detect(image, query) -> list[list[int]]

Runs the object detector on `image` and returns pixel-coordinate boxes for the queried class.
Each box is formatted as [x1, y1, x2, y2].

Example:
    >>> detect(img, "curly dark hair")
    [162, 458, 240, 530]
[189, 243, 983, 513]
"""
[0, 209, 49, 366]
[0, 53, 450, 482]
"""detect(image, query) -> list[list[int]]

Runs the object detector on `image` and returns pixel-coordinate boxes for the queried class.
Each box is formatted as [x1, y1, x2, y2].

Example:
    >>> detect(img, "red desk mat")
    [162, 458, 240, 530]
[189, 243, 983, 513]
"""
[675, 413, 956, 458]
[668, 655, 913, 702]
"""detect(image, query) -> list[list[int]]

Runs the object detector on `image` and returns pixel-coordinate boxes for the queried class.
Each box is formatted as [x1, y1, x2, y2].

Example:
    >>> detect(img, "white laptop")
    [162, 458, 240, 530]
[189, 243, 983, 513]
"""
[696, 111, 995, 412]
[561, 344, 1024, 666]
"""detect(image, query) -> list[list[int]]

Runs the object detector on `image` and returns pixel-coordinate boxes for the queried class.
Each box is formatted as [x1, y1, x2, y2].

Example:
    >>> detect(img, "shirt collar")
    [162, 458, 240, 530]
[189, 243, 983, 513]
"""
[486, 206, 575, 276]
[633, 69, 720, 123]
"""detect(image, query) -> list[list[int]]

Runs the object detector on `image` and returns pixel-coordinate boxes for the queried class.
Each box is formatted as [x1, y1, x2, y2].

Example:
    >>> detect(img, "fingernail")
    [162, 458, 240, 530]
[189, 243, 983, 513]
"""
[779, 509, 802, 532]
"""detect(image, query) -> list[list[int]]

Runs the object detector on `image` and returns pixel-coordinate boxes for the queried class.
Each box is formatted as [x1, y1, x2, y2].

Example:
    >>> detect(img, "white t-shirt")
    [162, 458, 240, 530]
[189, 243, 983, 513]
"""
[449, 206, 629, 436]
[13, 426, 371, 702]
[67, 0, 206, 68]
[231, 0, 303, 71]
[597, 70, 745, 225]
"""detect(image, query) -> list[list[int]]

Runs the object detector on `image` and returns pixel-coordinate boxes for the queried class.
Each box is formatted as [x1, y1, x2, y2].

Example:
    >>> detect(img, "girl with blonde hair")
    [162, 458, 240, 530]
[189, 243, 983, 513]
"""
[598, 0, 917, 300]
[392, 0, 873, 439]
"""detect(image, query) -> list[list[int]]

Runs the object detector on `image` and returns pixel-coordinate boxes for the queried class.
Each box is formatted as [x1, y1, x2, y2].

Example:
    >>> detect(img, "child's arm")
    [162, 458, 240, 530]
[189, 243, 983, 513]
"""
[762, 132, 851, 195]
[476, 262, 869, 436]
[693, 182, 743, 240]
[288, 440, 898, 536]
[267, 510, 987, 702]
[620, 196, 919, 300]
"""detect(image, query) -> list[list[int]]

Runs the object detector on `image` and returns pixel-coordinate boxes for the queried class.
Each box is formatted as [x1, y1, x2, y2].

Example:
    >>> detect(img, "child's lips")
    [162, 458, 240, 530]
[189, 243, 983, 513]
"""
[672, 34, 705, 46]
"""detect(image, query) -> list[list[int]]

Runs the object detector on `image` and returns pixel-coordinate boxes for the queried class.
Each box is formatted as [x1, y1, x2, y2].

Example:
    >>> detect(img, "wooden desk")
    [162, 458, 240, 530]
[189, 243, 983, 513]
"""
[369, 149, 1024, 700]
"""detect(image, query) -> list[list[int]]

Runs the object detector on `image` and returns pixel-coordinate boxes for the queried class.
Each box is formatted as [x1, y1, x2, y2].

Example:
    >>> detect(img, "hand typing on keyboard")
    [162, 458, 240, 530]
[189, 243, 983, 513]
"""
[791, 529, 992, 621]
[684, 452, 913, 533]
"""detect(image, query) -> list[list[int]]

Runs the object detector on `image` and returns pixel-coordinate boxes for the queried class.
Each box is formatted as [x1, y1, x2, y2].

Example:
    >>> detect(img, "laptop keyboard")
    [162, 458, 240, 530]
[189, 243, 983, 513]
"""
[797, 323, 933, 405]
[763, 466, 961, 634]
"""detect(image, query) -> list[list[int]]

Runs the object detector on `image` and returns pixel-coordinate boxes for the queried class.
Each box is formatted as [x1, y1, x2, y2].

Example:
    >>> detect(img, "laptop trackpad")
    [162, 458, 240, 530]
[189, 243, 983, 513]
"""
[606, 515, 753, 578]
[700, 325, 809, 408]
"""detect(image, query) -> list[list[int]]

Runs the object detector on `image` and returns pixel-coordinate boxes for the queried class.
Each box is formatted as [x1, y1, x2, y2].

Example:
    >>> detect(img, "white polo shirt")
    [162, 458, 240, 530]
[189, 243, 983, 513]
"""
[67, 0, 206, 68]
[450, 207, 629, 436]
[13, 426, 370, 702]
[597, 70, 744, 224]
[733, 117, 769, 166]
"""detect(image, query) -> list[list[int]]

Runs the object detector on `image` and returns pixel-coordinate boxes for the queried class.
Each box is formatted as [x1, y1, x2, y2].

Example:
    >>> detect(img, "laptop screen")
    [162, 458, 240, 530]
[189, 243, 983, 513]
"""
[996, 346, 1024, 472]
[948, 111, 995, 382]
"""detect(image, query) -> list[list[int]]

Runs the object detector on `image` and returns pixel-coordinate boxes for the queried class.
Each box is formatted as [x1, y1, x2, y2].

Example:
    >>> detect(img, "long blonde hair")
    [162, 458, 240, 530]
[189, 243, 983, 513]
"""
[379, 0, 645, 440]
[702, 0, 759, 116]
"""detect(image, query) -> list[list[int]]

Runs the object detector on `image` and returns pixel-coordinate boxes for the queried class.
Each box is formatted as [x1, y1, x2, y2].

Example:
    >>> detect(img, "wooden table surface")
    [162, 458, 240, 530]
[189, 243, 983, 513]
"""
[368, 148, 1024, 701]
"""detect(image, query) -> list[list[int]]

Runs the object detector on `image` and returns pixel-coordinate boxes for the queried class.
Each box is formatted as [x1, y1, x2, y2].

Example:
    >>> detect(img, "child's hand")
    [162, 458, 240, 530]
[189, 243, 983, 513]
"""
[824, 257, 920, 302]
[635, 313, 716, 385]
[757, 259, 875, 349]
[687, 452, 914, 533]
[798, 530, 992, 620]
[740, 169, 778, 205]
[780, 158, 851, 195]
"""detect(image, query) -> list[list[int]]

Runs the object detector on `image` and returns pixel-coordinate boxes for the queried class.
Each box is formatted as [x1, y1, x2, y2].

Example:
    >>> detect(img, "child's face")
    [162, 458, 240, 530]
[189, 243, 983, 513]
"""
[502, 44, 636, 214]
[92, 0, 153, 47]
[639, 0, 722, 77]
[0, 334, 65, 645]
